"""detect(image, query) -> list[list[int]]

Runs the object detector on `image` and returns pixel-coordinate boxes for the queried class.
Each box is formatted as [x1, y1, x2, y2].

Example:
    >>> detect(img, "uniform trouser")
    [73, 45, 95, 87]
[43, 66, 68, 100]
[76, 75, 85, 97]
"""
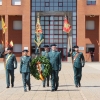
[43, 75, 49, 86]
[73, 67, 82, 85]
[51, 70, 59, 90]
[22, 72, 30, 90]
[6, 69, 14, 86]
[58, 72, 59, 86]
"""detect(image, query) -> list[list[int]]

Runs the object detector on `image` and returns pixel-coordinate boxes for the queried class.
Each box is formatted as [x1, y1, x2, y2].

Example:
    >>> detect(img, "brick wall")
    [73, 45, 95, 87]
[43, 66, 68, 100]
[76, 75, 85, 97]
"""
[77, 0, 100, 61]
[0, 0, 30, 62]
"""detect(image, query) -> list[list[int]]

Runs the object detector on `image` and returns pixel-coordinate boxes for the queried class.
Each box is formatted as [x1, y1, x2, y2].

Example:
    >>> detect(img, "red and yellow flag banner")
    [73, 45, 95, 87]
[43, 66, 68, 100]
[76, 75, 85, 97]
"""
[35, 15, 42, 34]
[1, 17, 7, 34]
[63, 16, 71, 33]
[9, 40, 14, 47]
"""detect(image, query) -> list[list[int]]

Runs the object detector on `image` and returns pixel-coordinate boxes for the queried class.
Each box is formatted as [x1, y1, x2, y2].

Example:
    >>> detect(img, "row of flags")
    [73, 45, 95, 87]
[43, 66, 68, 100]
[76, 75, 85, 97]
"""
[35, 15, 71, 35]
[1, 16, 13, 47]
[34, 14, 71, 47]
[1, 15, 71, 47]
[1, 40, 13, 47]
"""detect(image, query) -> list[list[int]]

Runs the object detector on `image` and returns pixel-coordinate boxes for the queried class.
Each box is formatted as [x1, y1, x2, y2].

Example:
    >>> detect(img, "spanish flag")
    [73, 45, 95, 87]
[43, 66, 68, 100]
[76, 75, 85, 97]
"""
[63, 16, 71, 33]
[9, 40, 14, 47]
[1, 17, 7, 34]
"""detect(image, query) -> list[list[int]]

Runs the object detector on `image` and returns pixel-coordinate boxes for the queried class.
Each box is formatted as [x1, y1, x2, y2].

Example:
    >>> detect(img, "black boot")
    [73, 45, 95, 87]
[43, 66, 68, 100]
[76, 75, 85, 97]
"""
[6, 86, 9, 88]
[75, 85, 78, 88]
[11, 83, 14, 87]
[28, 85, 31, 91]
[24, 89, 27, 92]
[79, 82, 81, 87]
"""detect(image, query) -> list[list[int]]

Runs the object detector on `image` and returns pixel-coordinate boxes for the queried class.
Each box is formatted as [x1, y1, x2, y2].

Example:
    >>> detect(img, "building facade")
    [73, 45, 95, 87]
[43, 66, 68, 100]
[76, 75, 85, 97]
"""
[77, 0, 100, 62]
[0, 0, 100, 62]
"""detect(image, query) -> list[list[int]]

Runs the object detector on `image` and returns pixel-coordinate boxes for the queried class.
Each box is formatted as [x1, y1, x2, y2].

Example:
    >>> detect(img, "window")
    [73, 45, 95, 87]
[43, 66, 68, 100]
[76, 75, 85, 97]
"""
[58, 2, 63, 7]
[13, 21, 22, 30]
[86, 21, 95, 30]
[13, 44, 22, 52]
[87, 0, 96, 5]
[12, 0, 21, 5]
[0, 0, 2, 5]
[0, 21, 1, 30]
[45, 2, 49, 7]
[86, 44, 95, 52]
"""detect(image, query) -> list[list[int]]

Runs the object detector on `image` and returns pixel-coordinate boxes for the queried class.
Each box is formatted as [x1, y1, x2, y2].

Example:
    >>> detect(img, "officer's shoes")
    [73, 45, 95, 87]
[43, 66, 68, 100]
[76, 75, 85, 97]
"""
[28, 86, 31, 91]
[43, 85, 45, 87]
[55, 87, 58, 91]
[6, 86, 9, 88]
[75, 85, 78, 88]
[79, 83, 81, 87]
[47, 84, 49, 87]
[24, 89, 27, 92]
[51, 89, 55, 92]
[11, 84, 14, 88]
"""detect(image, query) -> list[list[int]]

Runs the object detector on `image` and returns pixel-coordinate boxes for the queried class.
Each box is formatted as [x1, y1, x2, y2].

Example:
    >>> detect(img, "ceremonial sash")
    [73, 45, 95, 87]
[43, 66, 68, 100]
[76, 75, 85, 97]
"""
[72, 53, 79, 64]
[6, 54, 12, 64]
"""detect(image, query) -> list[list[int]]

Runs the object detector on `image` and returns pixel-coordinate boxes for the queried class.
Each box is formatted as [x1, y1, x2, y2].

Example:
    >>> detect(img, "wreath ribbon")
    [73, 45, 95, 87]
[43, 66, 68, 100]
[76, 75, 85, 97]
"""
[37, 61, 44, 81]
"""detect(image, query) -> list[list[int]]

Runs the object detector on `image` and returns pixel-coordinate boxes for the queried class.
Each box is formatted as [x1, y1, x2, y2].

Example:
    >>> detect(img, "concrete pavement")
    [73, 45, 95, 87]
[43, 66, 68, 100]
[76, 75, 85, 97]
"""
[0, 62, 100, 100]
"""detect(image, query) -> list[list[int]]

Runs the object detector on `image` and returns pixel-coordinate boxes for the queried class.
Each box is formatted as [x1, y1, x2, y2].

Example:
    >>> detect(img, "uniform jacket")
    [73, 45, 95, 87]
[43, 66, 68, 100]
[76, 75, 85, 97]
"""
[72, 52, 85, 68]
[6, 54, 17, 70]
[41, 51, 49, 59]
[20, 56, 31, 73]
[48, 51, 61, 71]
[41, 51, 49, 70]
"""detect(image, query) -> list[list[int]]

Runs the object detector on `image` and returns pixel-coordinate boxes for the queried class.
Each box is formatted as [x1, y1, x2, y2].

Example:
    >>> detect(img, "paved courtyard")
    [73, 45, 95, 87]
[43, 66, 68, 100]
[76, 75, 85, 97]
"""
[0, 62, 100, 100]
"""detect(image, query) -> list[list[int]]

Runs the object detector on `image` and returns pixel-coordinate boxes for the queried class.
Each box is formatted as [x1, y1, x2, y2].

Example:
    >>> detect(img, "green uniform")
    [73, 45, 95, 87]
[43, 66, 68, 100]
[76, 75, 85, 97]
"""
[48, 51, 61, 90]
[41, 51, 50, 87]
[72, 52, 85, 86]
[6, 54, 17, 87]
[20, 56, 31, 91]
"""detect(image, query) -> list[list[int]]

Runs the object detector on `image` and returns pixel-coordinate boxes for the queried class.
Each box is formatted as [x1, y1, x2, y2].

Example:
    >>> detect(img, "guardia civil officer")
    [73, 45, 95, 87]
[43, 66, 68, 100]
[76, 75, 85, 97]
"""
[41, 45, 50, 87]
[20, 49, 31, 92]
[72, 46, 85, 87]
[5, 47, 17, 88]
[48, 44, 61, 91]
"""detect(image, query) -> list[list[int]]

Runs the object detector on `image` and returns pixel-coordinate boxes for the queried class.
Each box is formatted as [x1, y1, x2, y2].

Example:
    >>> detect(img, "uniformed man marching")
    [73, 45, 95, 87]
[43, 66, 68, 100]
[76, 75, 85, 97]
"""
[20, 49, 31, 92]
[72, 46, 85, 87]
[41, 45, 50, 87]
[48, 44, 61, 91]
[5, 47, 17, 88]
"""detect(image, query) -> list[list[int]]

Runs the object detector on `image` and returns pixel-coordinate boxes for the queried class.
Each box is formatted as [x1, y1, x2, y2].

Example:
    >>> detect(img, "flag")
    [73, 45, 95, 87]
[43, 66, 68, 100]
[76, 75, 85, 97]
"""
[35, 15, 42, 34]
[63, 16, 71, 33]
[34, 14, 44, 47]
[1, 17, 7, 34]
[9, 40, 13, 47]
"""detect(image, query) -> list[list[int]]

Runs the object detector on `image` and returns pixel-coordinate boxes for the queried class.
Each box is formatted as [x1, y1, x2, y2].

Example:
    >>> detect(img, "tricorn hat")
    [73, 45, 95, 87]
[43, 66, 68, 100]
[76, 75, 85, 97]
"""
[74, 46, 79, 48]
[51, 44, 57, 47]
[43, 45, 49, 48]
[22, 49, 29, 52]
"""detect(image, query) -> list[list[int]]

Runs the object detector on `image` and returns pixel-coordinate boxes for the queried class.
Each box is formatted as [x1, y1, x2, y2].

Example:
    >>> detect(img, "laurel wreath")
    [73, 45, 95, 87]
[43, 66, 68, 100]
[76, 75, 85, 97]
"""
[30, 56, 52, 80]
